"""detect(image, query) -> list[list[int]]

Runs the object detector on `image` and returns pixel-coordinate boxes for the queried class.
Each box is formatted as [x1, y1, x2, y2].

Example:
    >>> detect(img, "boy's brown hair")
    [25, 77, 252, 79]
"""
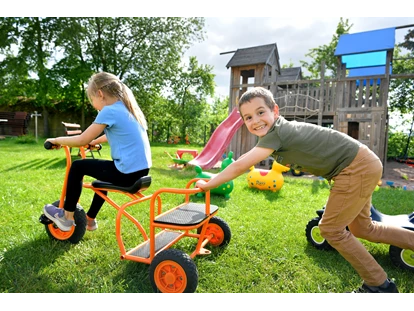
[238, 87, 276, 114]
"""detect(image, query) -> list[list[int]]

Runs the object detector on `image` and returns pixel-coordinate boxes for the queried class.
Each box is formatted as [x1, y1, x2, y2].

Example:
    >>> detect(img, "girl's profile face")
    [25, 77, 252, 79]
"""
[240, 97, 279, 137]
[89, 90, 104, 111]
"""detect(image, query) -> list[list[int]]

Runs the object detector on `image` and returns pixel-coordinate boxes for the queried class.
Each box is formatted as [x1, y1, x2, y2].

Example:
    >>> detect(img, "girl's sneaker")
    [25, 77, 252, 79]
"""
[86, 216, 98, 231]
[43, 204, 75, 232]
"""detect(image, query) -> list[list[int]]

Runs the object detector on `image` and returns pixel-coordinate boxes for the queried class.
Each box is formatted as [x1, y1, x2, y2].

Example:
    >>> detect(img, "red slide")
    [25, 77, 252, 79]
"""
[188, 107, 244, 169]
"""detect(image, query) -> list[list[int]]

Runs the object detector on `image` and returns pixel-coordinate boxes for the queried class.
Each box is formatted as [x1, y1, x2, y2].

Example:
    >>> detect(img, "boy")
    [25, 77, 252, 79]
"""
[196, 87, 414, 293]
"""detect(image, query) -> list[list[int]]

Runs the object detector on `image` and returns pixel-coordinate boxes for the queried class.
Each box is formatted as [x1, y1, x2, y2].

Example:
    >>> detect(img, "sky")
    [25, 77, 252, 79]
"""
[183, 17, 414, 99]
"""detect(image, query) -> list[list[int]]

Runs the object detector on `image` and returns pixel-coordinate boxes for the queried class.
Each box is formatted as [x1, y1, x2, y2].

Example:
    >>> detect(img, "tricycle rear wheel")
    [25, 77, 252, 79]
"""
[197, 216, 231, 247]
[149, 249, 198, 293]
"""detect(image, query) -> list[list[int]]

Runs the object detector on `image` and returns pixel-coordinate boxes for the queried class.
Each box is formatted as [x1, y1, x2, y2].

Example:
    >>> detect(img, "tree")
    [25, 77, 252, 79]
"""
[80, 18, 206, 117]
[206, 95, 229, 135]
[390, 31, 414, 115]
[389, 29, 414, 158]
[300, 18, 352, 79]
[0, 17, 62, 136]
[49, 18, 95, 128]
[0, 17, 207, 136]
[166, 56, 215, 142]
[282, 60, 295, 69]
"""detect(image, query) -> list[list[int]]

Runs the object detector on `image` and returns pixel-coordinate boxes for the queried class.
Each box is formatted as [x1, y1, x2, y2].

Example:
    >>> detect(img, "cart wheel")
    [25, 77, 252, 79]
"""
[305, 217, 333, 250]
[389, 245, 414, 271]
[45, 200, 86, 244]
[291, 168, 304, 176]
[149, 249, 198, 293]
[197, 216, 231, 247]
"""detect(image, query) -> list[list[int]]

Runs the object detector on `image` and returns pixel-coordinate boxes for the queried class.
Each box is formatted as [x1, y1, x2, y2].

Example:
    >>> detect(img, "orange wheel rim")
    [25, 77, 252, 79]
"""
[154, 260, 187, 293]
[206, 223, 224, 246]
[48, 223, 75, 240]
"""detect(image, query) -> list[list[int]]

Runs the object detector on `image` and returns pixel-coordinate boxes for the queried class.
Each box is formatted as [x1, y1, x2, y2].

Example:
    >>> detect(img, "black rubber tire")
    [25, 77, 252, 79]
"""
[389, 244, 414, 271]
[149, 249, 198, 293]
[291, 168, 304, 176]
[197, 216, 231, 247]
[45, 200, 87, 244]
[305, 217, 333, 251]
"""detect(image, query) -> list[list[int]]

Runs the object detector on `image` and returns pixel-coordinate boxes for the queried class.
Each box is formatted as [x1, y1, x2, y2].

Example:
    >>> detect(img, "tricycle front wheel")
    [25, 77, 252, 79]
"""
[44, 200, 86, 244]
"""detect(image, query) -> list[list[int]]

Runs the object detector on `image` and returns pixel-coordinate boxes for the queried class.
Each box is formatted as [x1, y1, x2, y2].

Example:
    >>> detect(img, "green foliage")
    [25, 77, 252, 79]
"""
[399, 28, 414, 53]
[389, 32, 414, 116]
[282, 60, 295, 68]
[14, 134, 38, 144]
[387, 130, 414, 159]
[300, 18, 353, 79]
[165, 56, 215, 142]
[0, 17, 208, 136]
[207, 96, 229, 128]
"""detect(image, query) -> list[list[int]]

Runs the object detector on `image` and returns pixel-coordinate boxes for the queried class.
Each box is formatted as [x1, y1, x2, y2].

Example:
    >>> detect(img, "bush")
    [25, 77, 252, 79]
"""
[387, 131, 414, 159]
[14, 134, 38, 144]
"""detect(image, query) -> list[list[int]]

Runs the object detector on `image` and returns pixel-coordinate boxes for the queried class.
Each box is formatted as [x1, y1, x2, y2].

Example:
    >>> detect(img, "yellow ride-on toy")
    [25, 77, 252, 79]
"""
[39, 142, 231, 293]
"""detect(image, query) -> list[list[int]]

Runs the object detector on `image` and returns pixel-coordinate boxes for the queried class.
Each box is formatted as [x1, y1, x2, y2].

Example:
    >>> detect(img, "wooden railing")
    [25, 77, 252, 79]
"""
[272, 74, 398, 122]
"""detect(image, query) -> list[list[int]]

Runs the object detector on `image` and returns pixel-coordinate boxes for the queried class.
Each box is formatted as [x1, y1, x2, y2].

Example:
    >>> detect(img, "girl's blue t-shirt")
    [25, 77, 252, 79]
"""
[94, 101, 152, 174]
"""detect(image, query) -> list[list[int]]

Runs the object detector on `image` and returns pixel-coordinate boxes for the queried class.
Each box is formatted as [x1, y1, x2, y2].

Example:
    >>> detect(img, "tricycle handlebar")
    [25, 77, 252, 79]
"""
[44, 141, 55, 150]
[44, 141, 102, 151]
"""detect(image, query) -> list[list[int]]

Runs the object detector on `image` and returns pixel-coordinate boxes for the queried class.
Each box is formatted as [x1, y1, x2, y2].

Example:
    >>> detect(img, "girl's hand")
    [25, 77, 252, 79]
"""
[45, 138, 61, 149]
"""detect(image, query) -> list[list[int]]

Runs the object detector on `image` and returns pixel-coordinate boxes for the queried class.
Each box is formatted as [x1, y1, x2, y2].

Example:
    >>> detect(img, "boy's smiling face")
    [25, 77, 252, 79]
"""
[240, 97, 279, 137]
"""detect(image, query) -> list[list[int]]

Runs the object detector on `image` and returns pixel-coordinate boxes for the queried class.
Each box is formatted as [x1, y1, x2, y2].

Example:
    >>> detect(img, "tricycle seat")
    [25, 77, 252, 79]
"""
[92, 176, 152, 193]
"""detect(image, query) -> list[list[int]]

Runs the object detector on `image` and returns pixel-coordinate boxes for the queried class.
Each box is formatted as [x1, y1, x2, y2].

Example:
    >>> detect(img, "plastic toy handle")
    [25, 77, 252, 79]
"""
[44, 141, 57, 150]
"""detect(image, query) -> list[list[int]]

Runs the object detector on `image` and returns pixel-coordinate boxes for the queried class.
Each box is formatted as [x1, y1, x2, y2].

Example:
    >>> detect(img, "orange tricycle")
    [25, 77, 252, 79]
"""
[39, 142, 231, 293]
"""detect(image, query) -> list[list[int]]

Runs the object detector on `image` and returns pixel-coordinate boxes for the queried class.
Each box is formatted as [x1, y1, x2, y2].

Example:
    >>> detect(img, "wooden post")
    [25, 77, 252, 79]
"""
[318, 61, 325, 126]
[30, 111, 42, 141]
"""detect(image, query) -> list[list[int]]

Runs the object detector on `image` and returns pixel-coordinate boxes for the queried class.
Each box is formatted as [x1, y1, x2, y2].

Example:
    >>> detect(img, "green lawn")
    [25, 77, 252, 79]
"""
[0, 136, 413, 294]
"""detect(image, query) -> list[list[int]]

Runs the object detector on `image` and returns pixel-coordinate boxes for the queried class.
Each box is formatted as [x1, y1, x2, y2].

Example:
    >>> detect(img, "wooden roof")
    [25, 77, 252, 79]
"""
[225, 43, 280, 69]
[278, 67, 303, 83]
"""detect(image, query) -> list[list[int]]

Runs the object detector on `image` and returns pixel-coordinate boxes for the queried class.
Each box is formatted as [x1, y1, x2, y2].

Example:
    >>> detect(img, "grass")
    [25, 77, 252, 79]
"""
[0, 136, 413, 295]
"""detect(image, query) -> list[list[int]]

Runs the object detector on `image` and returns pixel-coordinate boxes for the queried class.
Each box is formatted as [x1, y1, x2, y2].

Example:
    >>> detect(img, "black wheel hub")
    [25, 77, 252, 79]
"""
[39, 214, 53, 225]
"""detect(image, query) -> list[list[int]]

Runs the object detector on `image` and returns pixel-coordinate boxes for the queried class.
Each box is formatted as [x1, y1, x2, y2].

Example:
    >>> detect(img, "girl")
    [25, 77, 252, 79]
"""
[44, 72, 152, 232]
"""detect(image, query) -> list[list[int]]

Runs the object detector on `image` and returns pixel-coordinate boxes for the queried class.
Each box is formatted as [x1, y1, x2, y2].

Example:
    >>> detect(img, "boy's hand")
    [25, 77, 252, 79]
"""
[196, 180, 208, 191]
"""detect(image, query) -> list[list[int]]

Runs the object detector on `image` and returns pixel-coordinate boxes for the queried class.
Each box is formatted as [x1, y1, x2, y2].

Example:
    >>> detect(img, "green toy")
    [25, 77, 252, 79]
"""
[221, 151, 235, 169]
[194, 151, 235, 199]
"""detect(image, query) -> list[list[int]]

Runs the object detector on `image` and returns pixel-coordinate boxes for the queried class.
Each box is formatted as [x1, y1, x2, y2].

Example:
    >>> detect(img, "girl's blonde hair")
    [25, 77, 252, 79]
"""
[87, 72, 148, 130]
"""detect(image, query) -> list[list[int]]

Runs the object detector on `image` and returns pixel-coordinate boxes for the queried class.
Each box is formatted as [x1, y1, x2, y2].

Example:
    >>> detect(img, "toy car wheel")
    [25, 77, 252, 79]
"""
[149, 249, 198, 293]
[389, 245, 414, 271]
[197, 216, 231, 247]
[305, 217, 333, 250]
[291, 168, 304, 176]
[44, 200, 87, 244]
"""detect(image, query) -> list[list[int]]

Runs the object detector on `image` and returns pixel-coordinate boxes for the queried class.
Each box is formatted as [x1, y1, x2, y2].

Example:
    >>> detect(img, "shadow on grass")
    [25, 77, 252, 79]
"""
[0, 158, 66, 173]
[303, 241, 404, 283]
[0, 234, 158, 293]
[0, 237, 71, 292]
